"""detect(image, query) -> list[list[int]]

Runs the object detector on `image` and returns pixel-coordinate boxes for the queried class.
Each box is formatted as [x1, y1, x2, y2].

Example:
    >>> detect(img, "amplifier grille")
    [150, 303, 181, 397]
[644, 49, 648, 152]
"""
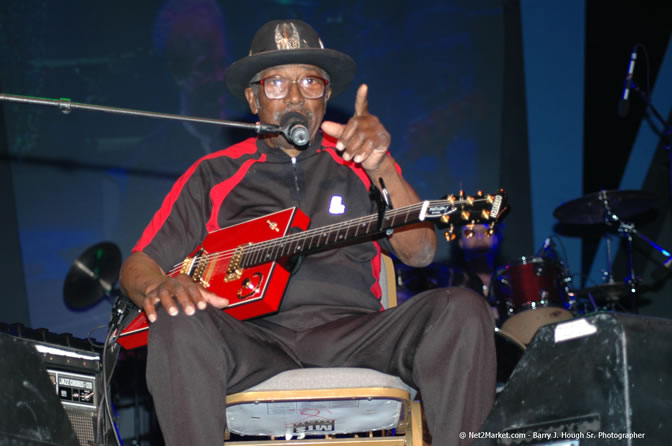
[65, 408, 97, 446]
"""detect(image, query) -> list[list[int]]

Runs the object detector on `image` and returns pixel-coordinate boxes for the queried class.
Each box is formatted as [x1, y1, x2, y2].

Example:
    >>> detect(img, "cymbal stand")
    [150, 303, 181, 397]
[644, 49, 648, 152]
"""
[604, 232, 616, 284]
[600, 191, 639, 312]
[600, 191, 672, 312]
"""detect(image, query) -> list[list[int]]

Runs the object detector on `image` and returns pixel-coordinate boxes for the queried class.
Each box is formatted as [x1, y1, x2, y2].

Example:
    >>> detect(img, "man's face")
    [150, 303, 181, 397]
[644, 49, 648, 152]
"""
[459, 224, 499, 251]
[244, 64, 331, 149]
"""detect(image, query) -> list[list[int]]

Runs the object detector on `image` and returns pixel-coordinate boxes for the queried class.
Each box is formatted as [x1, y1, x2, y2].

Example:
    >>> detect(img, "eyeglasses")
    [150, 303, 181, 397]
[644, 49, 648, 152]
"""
[251, 75, 329, 99]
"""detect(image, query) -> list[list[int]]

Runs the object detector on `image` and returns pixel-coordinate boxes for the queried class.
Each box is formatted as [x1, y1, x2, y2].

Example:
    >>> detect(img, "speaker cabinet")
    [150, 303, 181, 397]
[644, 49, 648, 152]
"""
[0, 331, 106, 446]
[0, 334, 80, 445]
[478, 313, 672, 445]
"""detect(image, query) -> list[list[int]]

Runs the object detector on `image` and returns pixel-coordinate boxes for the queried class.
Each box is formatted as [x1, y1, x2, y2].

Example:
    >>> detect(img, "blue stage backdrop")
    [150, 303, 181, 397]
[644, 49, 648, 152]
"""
[1, 0, 670, 341]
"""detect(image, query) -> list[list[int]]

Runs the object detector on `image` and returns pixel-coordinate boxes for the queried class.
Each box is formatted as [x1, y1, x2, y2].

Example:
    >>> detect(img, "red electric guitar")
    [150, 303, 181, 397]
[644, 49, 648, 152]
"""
[116, 190, 508, 349]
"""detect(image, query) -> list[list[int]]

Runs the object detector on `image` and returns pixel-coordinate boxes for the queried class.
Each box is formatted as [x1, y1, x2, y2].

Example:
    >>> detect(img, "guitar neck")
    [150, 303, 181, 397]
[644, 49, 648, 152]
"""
[241, 201, 432, 267]
[165, 191, 505, 280]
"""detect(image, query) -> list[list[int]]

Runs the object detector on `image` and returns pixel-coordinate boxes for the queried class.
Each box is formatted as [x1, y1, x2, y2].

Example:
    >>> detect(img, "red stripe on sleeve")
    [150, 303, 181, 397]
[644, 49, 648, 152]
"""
[205, 153, 267, 232]
[132, 138, 259, 252]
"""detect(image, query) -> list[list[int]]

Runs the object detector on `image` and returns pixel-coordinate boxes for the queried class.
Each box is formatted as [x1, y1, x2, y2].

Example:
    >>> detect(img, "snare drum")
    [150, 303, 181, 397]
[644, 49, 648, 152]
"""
[492, 256, 573, 344]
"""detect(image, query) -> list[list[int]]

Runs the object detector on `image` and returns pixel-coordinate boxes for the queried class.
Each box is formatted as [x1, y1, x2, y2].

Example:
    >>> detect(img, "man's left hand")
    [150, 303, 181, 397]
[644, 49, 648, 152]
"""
[321, 84, 391, 171]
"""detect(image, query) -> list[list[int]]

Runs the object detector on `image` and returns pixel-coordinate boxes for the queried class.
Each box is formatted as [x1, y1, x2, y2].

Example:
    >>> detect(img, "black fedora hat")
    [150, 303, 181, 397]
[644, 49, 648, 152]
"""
[224, 19, 356, 101]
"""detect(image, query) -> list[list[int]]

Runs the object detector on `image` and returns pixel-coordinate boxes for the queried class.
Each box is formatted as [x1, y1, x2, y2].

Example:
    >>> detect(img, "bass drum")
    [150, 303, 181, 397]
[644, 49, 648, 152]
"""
[492, 256, 573, 344]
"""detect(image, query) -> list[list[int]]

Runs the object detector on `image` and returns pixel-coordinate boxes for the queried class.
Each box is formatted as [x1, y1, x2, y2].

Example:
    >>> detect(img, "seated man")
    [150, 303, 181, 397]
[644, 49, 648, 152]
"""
[119, 19, 496, 445]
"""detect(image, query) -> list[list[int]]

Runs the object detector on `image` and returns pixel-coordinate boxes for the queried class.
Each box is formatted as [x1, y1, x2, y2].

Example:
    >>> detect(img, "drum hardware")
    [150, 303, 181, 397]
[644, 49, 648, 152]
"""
[573, 282, 631, 305]
[554, 189, 669, 313]
[570, 281, 654, 314]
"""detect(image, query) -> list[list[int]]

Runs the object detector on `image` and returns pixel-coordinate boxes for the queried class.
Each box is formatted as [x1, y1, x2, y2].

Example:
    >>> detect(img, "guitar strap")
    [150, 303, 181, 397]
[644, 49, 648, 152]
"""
[370, 178, 392, 232]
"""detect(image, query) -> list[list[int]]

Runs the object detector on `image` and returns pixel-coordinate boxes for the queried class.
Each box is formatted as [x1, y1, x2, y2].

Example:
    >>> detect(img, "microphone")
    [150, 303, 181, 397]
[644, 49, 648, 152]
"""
[280, 112, 310, 147]
[618, 46, 638, 118]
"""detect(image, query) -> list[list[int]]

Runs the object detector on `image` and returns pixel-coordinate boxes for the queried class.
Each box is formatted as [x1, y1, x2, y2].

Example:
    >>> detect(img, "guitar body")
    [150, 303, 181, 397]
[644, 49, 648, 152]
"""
[116, 208, 310, 350]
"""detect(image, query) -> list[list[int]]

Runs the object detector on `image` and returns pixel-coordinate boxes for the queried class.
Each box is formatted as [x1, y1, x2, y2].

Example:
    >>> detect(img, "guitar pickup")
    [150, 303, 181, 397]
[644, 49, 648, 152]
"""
[224, 244, 248, 282]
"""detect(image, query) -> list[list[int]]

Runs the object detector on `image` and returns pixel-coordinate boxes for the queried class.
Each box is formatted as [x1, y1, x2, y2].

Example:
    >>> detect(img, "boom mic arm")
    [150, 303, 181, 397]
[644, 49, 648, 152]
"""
[0, 93, 282, 134]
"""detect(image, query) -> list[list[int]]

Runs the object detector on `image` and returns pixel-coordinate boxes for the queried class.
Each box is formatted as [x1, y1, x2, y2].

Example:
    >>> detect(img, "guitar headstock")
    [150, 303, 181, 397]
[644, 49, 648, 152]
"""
[423, 189, 509, 241]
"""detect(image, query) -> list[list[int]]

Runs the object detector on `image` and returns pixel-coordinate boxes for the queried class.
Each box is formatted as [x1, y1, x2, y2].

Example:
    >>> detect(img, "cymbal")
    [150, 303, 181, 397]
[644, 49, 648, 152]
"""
[63, 242, 122, 309]
[572, 282, 651, 306]
[572, 282, 631, 303]
[553, 189, 656, 225]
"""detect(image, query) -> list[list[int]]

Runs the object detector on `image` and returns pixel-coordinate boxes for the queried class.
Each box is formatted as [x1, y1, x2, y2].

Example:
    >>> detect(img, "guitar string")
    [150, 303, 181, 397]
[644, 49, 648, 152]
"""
[163, 201, 427, 276]
[165, 197, 494, 275]
[164, 197, 493, 275]
[233, 196, 493, 264]
[164, 207, 400, 276]
[166, 200, 430, 274]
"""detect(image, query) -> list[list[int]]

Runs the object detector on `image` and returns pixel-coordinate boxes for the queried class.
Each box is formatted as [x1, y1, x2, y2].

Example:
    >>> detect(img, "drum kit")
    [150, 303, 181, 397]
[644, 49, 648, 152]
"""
[491, 189, 668, 388]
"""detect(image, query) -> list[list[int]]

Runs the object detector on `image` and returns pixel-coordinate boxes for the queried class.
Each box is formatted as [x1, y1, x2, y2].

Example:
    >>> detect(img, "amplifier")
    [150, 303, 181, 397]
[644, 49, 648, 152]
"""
[478, 313, 672, 445]
[0, 325, 104, 446]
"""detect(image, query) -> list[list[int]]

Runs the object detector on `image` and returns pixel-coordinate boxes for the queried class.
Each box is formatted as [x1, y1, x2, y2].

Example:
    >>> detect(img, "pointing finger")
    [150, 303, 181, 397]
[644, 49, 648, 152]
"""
[321, 121, 345, 139]
[321, 121, 348, 150]
[354, 84, 369, 117]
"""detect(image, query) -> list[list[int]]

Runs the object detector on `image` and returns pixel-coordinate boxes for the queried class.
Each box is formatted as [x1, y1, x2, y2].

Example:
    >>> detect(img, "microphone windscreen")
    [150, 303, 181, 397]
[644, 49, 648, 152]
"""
[280, 111, 310, 146]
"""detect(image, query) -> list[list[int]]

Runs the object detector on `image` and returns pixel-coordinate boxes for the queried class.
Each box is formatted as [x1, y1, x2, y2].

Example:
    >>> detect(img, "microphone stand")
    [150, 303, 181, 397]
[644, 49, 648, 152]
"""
[631, 83, 672, 198]
[0, 92, 282, 135]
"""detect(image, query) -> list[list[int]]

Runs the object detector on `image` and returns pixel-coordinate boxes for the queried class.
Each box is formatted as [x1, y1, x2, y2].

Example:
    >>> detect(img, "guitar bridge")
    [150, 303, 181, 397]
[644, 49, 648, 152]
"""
[179, 257, 194, 275]
[180, 249, 214, 289]
[224, 244, 249, 282]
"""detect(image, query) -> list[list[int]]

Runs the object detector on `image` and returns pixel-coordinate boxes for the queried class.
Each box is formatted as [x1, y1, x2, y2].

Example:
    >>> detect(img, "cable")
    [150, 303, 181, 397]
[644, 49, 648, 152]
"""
[92, 296, 128, 446]
[102, 325, 123, 446]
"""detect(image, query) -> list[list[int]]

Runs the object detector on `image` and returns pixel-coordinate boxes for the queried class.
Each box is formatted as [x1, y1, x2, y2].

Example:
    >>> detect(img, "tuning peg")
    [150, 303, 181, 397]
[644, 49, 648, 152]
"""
[481, 209, 491, 220]
[444, 224, 456, 242]
[446, 194, 456, 204]
[486, 194, 495, 204]
[466, 195, 475, 206]
[464, 228, 475, 239]
[486, 224, 496, 237]
[477, 190, 483, 197]
[440, 214, 450, 224]
[460, 210, 471, 221]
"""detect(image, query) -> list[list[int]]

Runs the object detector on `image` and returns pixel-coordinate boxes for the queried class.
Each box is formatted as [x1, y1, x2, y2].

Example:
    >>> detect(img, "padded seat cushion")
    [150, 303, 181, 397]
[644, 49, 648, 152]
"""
[244, 367, 415, 396]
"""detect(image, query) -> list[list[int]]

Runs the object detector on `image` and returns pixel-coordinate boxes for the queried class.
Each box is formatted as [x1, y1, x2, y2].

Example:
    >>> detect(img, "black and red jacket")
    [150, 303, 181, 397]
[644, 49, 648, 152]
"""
[133, 133, 398, 328]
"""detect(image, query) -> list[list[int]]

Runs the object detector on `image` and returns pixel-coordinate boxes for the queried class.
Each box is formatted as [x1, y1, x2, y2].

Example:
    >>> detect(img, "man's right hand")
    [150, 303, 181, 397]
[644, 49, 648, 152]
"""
[120, 251, 229, 323]
[142, 275, 229, 323]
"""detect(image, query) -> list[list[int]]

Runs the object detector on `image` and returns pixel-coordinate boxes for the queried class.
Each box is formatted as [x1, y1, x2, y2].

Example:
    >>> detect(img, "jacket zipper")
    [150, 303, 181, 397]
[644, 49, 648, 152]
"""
[291, 157, 301, 194]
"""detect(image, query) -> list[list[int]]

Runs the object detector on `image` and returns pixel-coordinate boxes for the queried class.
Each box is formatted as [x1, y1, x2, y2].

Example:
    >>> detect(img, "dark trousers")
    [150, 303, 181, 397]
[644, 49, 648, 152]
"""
[145, 287, 497, 445]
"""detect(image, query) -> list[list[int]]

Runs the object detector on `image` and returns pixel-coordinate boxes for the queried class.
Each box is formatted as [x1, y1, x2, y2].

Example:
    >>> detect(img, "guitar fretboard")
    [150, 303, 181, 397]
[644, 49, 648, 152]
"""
[240, 201, 434, 267]
[164, 193, 503, 277]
